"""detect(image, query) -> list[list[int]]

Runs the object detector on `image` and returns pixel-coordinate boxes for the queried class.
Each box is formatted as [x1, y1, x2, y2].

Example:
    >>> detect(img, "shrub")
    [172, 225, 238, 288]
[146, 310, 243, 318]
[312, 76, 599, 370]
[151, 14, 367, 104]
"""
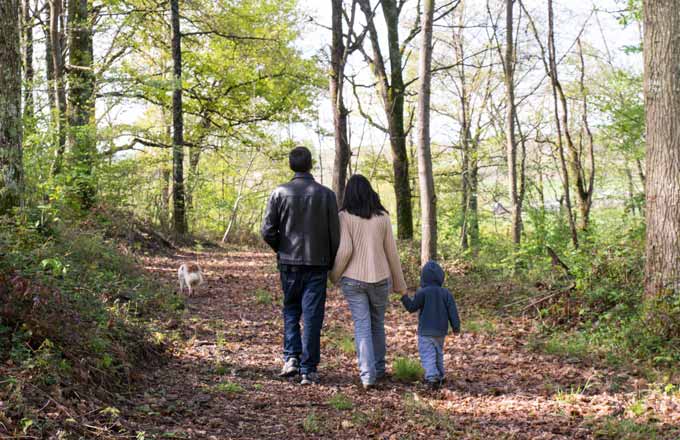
[392, 357, 424, 383]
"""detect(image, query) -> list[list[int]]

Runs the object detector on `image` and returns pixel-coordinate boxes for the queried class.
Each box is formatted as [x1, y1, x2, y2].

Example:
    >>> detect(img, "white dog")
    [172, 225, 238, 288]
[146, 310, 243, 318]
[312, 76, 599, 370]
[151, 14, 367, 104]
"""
[178, 263, 204, 296]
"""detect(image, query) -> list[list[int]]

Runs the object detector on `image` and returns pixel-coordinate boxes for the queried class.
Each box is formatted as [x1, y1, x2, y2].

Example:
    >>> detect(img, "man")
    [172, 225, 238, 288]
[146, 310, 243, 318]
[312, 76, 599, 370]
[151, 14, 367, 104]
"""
[261, 147, 340, 385]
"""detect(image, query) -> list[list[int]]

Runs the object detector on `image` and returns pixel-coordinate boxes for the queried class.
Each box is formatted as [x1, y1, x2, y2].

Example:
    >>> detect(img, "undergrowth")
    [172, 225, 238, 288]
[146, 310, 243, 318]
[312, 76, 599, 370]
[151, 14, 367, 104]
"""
[0, 207, 182, 437]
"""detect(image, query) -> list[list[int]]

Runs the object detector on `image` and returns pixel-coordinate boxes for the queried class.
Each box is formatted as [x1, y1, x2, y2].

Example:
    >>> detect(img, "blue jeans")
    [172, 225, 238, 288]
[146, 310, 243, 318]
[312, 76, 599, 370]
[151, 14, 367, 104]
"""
[340, 277, 389, 385]
[418, 335, 446, 382]
[280, 269, 328, 374]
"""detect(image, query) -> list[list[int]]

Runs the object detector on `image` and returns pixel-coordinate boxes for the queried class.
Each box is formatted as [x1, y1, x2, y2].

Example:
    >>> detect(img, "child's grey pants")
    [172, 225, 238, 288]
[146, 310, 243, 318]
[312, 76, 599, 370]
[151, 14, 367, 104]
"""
[418, 335, 446, 381]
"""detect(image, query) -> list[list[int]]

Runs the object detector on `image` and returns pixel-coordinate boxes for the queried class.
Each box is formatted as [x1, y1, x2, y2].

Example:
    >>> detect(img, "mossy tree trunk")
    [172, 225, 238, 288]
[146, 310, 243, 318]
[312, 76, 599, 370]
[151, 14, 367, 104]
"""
[0, 0, 23, 214]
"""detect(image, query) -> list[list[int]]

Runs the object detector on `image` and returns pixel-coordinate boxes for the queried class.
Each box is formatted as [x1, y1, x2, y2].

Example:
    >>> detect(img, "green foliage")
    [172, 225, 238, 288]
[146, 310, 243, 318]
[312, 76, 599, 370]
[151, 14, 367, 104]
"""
[325, 327, 356, 355]
[591, 417, 664, 440]
[213, 381, 244, 395]
[328, 393, 353, 411]
[302, 411, 322, 433]
[392, 357, 424, 383]
[0, 209, 176, 398]
[253, 289, 273, 305]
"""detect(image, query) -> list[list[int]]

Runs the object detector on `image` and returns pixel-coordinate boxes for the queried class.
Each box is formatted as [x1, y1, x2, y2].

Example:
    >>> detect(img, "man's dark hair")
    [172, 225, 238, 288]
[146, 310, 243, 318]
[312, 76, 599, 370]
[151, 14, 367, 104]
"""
[289, 147, 313, 173]
[341, 174, 388, 219]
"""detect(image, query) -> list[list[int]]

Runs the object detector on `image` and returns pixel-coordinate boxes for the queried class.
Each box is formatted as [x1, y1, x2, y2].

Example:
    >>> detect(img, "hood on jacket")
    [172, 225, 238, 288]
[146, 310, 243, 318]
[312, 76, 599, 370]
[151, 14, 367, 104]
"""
[420, 260, 445, 287]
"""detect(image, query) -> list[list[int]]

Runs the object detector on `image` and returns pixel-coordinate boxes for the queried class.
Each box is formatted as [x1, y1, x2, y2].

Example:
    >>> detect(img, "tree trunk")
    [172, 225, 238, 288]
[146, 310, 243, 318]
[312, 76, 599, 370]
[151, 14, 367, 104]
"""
[0, 0, 23, 214]
[171, 0, 187, 236]
[643, 0, 680, 296]
[44, 5, 56, 130]
[503, 0, 521, 246]
[547, 0, 578, 248]
[330, 0, 350, 205]
[383, 0, 414, 240]
[416, 0, 437, 264]
[49, 0, 67, 177]
[553, 38, 594, 232]
[67, 0, 97, 209]
[358, 0, 413, 239]
[21, 0, 34, 122]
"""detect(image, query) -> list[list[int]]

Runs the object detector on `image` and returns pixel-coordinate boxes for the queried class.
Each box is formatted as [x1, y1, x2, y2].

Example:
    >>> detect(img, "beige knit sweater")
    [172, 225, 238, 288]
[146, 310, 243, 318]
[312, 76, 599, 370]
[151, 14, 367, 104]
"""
[330, 211, 407, 293]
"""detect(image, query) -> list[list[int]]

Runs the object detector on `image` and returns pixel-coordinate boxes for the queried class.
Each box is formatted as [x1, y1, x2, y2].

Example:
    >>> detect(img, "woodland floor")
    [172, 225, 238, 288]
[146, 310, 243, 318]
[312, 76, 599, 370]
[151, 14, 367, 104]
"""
[123, 248, 680, 439]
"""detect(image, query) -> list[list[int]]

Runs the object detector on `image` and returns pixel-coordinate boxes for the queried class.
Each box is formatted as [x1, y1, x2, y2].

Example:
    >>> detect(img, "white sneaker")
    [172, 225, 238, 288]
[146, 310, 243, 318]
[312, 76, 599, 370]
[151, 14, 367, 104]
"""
[279, 358, 299, 377]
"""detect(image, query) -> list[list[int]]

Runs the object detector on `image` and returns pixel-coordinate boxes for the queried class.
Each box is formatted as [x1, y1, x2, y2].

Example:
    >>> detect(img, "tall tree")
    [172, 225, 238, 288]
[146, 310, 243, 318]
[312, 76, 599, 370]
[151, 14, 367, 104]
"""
[44, 4, 56, 131]
[643, 0, 680, 296]
[49, 0, 67, 176]
[357, 0, 414, 239]
[502, 0, 523, 245]
[67, 0, 97, 208]
[330, 0, 350, 204]
[417, 0, 437, 263]
[0, 0, 23, 214]
[171, 0, 187, 236]
[547, 0, 578, 247]
[21, 0, 34, 121]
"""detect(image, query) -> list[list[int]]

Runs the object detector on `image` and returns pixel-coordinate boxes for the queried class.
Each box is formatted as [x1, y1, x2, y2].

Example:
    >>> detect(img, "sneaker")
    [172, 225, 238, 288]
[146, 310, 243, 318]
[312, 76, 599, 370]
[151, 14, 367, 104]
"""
[279, 358, 299, 377]
[426, 379, 442, 390]
[361, 382, 375, 390]
[300, 372, 320, 385]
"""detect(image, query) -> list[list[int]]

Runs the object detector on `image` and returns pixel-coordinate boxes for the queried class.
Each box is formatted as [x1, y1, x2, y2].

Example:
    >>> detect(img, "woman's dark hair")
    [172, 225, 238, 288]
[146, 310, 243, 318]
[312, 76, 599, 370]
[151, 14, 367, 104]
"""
[341, 174, 388, 219]
[289, 146, 313, 173]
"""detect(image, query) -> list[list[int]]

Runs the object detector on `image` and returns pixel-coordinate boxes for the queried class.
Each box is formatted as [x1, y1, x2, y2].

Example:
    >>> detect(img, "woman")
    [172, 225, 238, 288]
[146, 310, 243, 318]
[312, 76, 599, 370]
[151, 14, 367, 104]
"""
[330, 175, 407, 388]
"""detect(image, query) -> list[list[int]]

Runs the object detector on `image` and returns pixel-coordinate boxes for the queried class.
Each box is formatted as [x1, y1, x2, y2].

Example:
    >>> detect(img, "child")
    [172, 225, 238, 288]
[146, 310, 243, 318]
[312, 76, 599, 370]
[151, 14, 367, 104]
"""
[401, 260, 460, 389]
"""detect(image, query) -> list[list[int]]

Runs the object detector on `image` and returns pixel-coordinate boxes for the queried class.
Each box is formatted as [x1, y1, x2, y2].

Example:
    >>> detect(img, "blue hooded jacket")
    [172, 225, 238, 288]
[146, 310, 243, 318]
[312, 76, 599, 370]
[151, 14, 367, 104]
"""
[401, 261, 461, 337]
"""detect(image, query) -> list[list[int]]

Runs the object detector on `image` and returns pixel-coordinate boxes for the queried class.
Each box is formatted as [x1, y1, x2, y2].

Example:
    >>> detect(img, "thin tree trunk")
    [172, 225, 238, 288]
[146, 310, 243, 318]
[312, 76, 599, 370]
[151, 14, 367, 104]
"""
[0, 0, 23, 214]
[49, 0, 66, 177]
[455, 5, 470, 251]
[222, 154, 257, 243]
[417, 0, 437, 263]
[624, 164, 637, 215]
[330, 0, 350, 204]
[503, 0, 521, 246]
[186, 117, 207, 217]
[171, 0, 187, 236]
[576, 38, 595, 230]
[21, 0, 34, 122]
[554, 38, 593, 232]
[643, 0, 680, 296]
[547, 0, 578, 248]
[67, 0, 97, 208]
[44, 5, 56, 128]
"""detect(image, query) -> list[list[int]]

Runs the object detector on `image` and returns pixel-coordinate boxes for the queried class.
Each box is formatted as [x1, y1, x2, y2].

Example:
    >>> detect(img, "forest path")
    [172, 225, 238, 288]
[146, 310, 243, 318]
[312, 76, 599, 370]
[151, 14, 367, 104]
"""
[126, 248, 675, 439]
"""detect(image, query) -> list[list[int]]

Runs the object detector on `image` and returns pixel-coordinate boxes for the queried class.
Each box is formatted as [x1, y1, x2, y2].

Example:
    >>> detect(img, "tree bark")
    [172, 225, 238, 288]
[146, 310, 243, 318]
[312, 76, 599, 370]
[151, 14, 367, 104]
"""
[417, 0, 437, 263]
[0, 0, 23, 214]
[44, 5, 56, 130]
[358, 0, 414, 239]
[330, 0, 350, 205]
[49, 0, 67, 177]
[171, 0, 187, 236]
[67, 0, 97, 208]
[21, 0, 34, 121]
[547, 0, 578, 248]
[503, 0, 522, 246]
[643, 0, 680, 296]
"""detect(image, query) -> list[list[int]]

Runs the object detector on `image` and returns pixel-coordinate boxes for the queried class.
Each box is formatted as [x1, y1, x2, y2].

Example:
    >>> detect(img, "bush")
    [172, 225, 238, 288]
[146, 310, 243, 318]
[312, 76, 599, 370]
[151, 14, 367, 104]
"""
[0, 209, 178, 436]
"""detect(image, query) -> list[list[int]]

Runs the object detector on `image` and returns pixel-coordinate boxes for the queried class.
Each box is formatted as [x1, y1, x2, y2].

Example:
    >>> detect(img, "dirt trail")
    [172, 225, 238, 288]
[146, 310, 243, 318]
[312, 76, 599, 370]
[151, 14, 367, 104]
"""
[127, 248, 679, 439]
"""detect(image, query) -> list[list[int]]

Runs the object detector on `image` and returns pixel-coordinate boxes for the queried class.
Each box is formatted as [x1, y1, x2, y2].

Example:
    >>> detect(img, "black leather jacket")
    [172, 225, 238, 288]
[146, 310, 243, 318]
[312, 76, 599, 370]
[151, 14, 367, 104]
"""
[261, 173, 340, 269]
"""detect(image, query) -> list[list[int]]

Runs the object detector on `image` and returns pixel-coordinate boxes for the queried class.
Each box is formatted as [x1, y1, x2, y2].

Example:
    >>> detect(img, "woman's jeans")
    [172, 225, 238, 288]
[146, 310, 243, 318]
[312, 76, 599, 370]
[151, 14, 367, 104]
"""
[340, 277, 390, 385]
